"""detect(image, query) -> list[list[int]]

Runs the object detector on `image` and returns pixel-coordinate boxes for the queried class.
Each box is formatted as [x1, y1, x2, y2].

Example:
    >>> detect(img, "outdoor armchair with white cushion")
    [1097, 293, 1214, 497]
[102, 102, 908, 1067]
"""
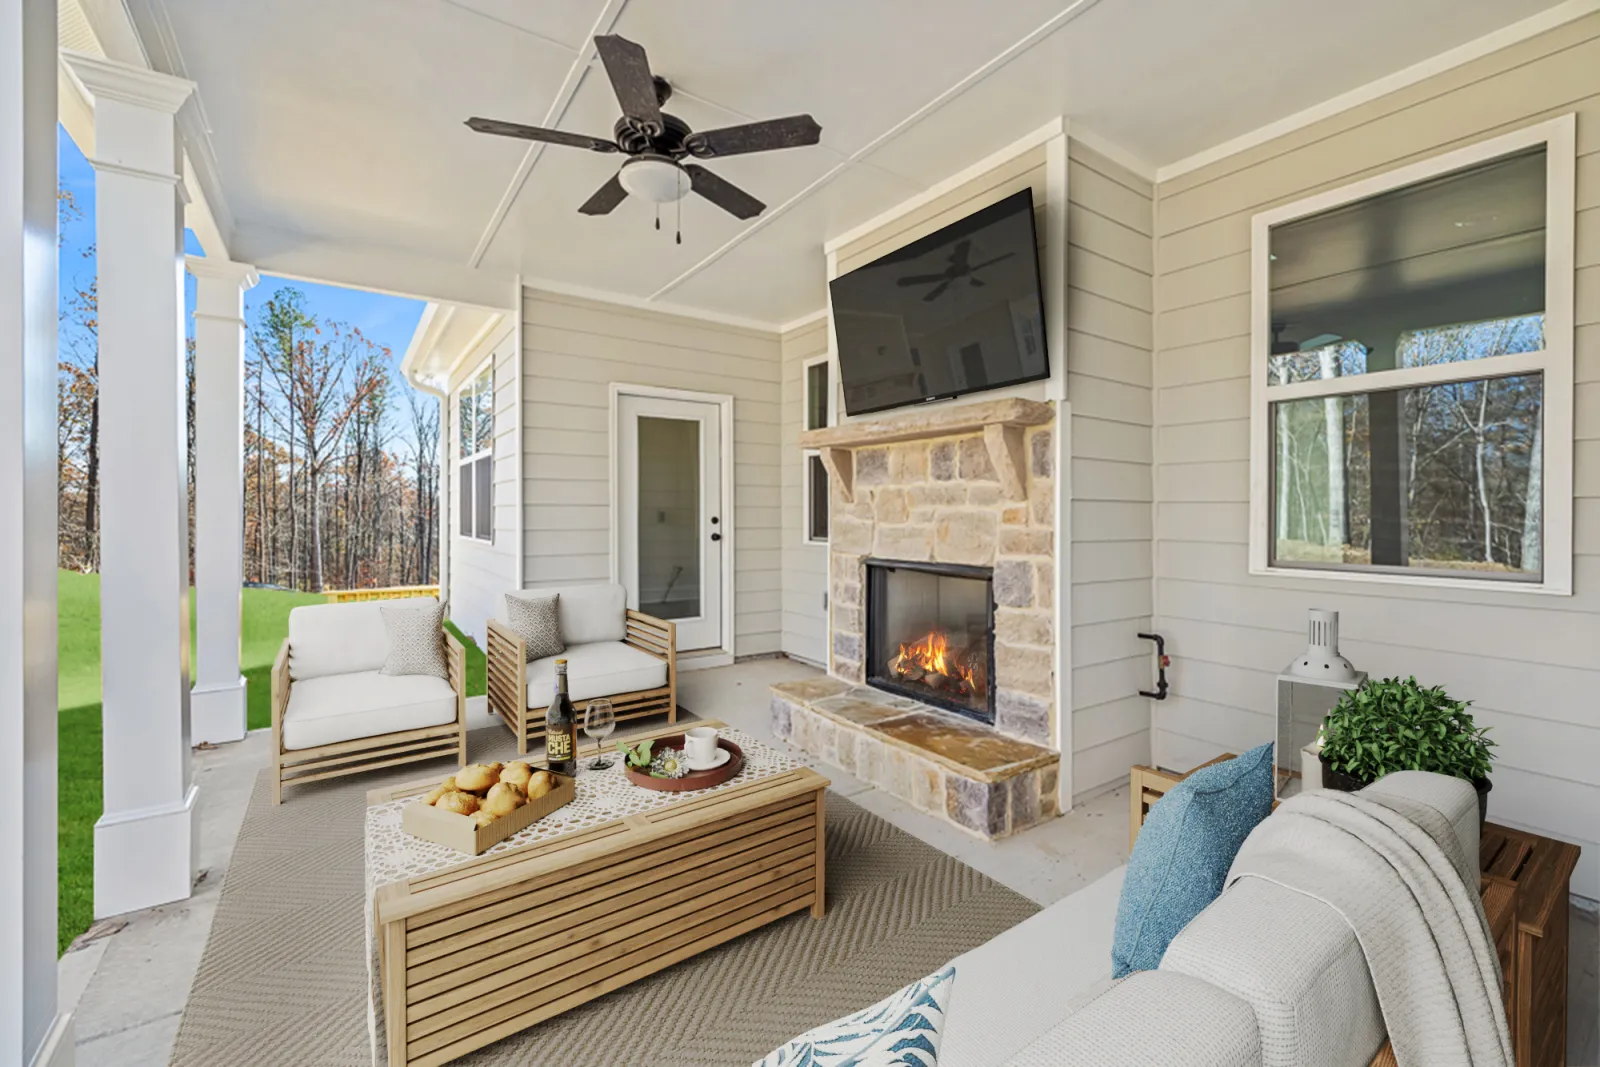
[270, 597, 467, 803]
[486, 583, 676, 755]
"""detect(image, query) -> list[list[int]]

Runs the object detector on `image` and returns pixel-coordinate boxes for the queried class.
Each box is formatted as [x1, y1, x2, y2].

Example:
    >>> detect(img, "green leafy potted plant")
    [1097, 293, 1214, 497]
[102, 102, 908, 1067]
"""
[1318, 675, 1495, 829]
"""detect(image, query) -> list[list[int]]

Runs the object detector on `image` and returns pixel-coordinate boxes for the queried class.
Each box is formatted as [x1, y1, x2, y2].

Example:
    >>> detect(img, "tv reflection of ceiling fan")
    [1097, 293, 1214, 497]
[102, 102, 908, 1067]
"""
[896, 240, 1014, 302]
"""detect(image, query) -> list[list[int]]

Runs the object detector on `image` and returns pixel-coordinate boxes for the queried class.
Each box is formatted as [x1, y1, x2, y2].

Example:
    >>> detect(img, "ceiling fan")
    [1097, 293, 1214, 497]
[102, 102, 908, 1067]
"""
[467, 34, 822, 226]
[896, 240, 1015, 302]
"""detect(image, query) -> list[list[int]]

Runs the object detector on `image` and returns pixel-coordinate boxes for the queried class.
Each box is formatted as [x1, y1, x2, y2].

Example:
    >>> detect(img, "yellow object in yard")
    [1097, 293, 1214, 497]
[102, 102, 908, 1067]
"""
[322, 585, 439, 604]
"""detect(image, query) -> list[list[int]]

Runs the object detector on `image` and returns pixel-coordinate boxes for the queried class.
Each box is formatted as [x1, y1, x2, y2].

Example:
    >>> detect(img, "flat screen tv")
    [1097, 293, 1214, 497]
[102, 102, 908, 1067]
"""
[830, 188, 1048, 416]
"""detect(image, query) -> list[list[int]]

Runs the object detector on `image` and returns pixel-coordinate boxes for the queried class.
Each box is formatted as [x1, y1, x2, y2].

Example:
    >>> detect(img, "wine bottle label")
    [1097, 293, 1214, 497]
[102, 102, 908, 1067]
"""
[547, 731, 573, 760]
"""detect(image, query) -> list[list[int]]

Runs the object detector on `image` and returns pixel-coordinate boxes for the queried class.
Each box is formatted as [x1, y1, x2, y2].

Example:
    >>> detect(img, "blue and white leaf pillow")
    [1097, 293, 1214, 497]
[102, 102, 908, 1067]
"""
[754, 965, 955, 1067]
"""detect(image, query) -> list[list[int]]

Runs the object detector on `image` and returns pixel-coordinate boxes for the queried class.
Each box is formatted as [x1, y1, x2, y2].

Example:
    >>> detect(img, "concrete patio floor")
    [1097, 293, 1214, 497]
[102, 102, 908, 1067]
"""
[61, 658, 1600, 1066]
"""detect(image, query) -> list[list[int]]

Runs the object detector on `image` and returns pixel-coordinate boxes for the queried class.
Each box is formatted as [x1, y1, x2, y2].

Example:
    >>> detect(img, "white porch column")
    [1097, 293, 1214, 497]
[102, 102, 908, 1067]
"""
[63, 52, 202, 919]
[188, 257, 258, 745]
[3, 4, 73, 1064]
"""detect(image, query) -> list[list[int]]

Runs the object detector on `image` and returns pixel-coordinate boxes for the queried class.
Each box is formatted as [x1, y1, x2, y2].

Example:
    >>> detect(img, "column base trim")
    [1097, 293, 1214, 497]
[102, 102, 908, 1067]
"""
[191, 675, 247, 744]
[29, 1012, 74, 1067]
[93, 784, 199, 919]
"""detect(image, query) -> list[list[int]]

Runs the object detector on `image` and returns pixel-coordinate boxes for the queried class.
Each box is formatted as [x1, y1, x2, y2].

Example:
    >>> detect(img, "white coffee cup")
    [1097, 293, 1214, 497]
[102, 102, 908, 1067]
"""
[685, 727, 720, 766]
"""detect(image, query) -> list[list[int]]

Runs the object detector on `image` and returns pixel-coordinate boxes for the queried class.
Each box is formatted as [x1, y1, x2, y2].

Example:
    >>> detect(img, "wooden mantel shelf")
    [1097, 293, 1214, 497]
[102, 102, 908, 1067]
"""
[797, 397, 1053, 450]
[800, 397, 1053, 504]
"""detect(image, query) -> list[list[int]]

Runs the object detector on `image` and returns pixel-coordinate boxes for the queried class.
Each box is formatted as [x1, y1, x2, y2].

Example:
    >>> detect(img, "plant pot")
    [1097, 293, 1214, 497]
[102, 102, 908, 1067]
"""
[1319, 755, 1491, 832]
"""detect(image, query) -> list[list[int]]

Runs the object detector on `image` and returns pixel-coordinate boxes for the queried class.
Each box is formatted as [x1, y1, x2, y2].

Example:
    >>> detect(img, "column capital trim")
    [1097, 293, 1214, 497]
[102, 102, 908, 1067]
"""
[61, 50, 196, 114]
[87, 157, 191, 203]
[185, 255, 260, 289]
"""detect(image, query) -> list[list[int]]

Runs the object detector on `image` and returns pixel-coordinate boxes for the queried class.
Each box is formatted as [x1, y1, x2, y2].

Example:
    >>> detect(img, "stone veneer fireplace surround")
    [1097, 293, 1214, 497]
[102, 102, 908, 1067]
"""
[776, 397, 1061, 840]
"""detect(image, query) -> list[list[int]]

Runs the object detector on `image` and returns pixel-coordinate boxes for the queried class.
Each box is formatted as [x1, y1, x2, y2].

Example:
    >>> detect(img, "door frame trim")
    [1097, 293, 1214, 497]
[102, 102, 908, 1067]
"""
[608, 383, 736, 657]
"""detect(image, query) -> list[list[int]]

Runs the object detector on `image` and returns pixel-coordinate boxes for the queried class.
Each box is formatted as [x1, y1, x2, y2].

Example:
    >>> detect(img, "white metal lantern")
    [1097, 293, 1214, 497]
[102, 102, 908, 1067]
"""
[1276, 609, 1366, 798]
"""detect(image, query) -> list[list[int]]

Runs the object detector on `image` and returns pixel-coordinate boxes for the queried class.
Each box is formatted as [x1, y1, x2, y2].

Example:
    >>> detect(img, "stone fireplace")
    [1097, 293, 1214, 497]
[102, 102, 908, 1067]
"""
[773, 398, 1061, 839]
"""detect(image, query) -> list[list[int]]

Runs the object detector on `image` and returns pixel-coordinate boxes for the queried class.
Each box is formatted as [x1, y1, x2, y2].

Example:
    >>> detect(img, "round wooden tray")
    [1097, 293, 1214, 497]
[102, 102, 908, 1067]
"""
[624, 736, 744, 792]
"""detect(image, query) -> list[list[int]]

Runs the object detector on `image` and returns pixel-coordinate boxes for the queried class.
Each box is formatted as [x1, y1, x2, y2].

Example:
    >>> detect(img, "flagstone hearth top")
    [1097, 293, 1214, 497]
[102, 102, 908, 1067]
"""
[771, 678, 1056, 784]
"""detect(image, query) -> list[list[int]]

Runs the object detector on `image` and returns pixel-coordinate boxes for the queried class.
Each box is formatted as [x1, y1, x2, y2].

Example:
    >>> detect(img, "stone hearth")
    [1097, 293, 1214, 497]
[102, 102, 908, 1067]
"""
[771, 677, 1058, 838]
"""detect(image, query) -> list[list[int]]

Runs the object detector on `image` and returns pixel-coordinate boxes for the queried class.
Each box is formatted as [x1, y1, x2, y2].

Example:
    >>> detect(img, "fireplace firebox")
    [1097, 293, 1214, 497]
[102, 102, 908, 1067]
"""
[865, 558, 995, 724]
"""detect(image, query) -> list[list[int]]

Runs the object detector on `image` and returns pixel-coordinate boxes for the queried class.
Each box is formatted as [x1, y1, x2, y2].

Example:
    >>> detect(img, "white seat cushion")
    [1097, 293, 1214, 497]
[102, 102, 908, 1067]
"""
[502, 584, 626, 645]
[1160, 877, 1384, 1067]
[287, 597, 439, 681]
[1004, 970, 1260, 1066]
[282, 670, 456, 751]
[940, 866, 1125, 1067]
[525, 641, 667, 707]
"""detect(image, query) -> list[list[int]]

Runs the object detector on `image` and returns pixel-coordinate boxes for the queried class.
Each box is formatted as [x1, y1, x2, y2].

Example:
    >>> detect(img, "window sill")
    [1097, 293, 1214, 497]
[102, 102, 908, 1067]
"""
[1249, 564, 1571, 597]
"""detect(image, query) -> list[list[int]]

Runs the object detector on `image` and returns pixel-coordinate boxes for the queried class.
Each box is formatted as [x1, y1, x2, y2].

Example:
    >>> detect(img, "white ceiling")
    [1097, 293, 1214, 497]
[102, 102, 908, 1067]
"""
[141, 0, 1572, 324]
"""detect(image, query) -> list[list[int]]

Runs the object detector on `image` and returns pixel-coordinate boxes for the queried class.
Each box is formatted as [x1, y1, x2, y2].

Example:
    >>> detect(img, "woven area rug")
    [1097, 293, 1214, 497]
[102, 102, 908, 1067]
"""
[169, 735, 1038, 1067]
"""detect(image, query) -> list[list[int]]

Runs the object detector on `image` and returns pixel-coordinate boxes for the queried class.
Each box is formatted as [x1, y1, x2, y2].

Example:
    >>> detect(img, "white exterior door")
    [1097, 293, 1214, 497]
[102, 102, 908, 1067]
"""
[618, 393, 724, 652]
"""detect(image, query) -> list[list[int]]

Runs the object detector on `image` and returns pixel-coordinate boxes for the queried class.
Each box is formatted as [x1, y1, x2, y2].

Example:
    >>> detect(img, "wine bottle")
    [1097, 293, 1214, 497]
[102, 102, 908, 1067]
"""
[545, 658, 578, 777]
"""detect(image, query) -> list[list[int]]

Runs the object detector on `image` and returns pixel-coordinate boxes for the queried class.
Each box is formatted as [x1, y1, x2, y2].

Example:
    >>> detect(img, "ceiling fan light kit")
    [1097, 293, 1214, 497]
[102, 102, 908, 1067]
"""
[618, 155, 690, 204]
[467, 33, 822, 231]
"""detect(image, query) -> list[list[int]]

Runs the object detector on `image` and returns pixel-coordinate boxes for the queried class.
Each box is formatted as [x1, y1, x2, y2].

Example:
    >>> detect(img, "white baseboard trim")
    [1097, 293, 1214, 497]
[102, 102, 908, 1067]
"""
[29, 1012, 74, 1067]
[190, 675, 247, 744]
[93, 784, 199, 919]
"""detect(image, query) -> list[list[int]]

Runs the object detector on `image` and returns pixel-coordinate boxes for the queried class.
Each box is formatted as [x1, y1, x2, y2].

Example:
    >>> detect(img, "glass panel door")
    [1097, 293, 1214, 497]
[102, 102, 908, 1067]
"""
[635, 415, 702, 620]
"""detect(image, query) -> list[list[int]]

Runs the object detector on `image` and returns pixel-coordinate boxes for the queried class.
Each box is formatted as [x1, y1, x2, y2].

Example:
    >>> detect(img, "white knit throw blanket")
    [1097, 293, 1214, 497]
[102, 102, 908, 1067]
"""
[1227, 790, 1512, 1067]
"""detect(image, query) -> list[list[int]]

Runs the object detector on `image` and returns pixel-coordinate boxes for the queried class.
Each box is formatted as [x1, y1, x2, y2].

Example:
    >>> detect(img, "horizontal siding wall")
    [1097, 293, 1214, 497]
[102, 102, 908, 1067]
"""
[780, 318, 828, 665]
[1067, 139, 1156, 799]
[521, 289, 784, 657]
[447, 330, 518, 645]
[1151, 12, 1600, 896]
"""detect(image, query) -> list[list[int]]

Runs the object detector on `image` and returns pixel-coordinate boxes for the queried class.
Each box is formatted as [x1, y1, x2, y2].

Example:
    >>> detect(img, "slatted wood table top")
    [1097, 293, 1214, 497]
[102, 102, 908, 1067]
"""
[366, 720, 830, 1067]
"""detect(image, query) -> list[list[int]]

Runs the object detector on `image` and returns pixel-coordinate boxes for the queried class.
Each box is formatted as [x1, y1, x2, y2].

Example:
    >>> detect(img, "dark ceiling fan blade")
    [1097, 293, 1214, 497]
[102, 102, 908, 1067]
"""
[465, 117, 618, 153]
[896, 272, 950, 287]
[683, 115, 821, 159]
[578, 173, 629, 216]
[594, 35, 663, 133]
[922, 280, 953, 302]
[684, 164, 764, 220]
[965, 251, 1015, 273]
[968, 277, 986, 288]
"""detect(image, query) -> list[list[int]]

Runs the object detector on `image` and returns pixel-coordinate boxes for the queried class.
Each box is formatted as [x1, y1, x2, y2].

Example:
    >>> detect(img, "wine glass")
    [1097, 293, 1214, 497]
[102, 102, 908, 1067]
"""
[584, 699, 616, 769]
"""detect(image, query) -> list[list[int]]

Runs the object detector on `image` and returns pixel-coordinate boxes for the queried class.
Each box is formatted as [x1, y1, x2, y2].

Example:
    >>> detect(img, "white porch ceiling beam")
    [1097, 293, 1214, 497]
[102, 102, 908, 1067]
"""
[63, 50, 202, 920]
[231, 222, 519, 311]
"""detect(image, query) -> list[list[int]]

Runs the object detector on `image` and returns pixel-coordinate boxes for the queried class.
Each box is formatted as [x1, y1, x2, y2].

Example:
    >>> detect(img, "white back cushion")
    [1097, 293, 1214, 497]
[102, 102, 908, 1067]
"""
[503, 584, 625, 645]
[287, 597, 439, 681]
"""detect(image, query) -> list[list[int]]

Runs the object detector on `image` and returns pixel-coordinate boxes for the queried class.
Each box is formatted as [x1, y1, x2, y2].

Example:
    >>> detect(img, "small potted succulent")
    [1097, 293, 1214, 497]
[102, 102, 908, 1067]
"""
[1318, 675, 1495, 829]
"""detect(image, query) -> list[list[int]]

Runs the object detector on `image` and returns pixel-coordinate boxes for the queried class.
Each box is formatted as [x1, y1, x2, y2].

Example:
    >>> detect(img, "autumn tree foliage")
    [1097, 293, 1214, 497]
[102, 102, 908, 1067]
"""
[58, 269, 440, 593]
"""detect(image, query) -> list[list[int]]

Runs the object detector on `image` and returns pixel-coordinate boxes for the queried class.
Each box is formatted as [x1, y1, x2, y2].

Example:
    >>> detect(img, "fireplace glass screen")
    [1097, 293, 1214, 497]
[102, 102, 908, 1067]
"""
[865, 560, 994, 723]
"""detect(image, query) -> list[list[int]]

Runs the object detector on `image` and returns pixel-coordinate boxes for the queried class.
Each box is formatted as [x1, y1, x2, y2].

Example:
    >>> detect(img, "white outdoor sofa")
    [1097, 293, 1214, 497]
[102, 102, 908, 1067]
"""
[930, 771, 1482, 1066]
[270, 596, 467, 803]
[486, 583, 676, 755]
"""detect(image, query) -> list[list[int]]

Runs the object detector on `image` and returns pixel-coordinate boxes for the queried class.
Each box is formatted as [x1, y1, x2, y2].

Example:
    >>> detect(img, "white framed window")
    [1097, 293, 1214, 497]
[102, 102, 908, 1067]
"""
[456, 360, 494, 542]
[802, 354, 834, 544]
[1249, 116, 1576, 594]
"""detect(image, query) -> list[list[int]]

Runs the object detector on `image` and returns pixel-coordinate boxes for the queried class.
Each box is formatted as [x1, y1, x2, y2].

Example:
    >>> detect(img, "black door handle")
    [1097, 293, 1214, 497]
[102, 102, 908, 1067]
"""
[710, 532, 722, 542]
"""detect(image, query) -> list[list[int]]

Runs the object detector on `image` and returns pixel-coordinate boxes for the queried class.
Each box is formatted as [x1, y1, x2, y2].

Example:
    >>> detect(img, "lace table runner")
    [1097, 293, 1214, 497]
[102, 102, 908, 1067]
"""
[363, 728, 805, 1063]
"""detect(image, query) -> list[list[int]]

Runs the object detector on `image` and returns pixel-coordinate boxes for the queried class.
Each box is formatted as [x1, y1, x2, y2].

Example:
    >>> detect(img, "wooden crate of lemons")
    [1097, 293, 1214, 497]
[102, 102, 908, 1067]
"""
[401, 760, 576, 855]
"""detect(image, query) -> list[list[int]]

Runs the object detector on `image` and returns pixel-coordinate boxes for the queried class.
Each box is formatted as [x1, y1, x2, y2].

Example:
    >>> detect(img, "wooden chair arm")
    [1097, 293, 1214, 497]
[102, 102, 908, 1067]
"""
[444, 628, 467, 720]
[271, 637, 292, 733]
[624, 609, 676, 663]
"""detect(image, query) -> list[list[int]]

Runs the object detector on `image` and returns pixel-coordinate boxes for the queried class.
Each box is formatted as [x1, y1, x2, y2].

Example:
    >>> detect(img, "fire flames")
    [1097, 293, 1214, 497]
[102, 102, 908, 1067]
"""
[888, 630, 979, 697]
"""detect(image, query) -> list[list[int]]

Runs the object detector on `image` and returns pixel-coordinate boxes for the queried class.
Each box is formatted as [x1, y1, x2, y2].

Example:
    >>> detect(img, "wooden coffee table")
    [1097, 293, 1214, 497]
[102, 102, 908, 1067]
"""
[368, 722, 829, 1067]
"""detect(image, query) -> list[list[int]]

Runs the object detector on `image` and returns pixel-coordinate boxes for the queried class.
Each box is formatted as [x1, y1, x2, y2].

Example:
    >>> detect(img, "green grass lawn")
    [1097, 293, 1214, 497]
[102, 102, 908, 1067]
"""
[56, 571, 485, 953]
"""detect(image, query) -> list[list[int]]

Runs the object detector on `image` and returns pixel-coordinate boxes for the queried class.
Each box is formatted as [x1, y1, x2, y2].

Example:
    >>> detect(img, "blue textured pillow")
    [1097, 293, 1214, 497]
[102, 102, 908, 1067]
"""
[1111, 743, 1274, 978]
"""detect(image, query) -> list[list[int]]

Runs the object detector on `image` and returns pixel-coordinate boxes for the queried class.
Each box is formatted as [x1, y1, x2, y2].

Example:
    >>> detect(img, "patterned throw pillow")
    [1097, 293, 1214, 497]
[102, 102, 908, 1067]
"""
[754, 965, 954, 1067]
[1111, 742, 1275, 977]
[379, 600, 448, 679]
[505, 593, 565, 662]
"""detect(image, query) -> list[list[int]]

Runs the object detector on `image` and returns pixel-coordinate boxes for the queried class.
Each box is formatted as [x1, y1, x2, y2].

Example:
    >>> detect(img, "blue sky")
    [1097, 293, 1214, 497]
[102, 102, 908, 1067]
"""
[57, 125, 432, 450]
